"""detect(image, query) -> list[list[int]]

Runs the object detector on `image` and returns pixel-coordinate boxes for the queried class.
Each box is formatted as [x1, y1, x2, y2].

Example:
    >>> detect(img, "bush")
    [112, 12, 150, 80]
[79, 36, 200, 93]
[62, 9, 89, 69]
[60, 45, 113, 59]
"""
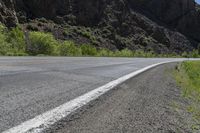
[7, 26, 26, 54]
[97, 48, 110, 57]
[80, 44, 97, 56]
[0, 24, 28, 56]
[0, 24, 12, 55]
[189, 50, 199, 58]
[28, 31, 59, 55]
[114, 49, 133, 57]
[181, 52, 189, 58]
[144, 51, 156, 57]
[37, 17, 48, 23]
[59, 41, 82, 56]
[133, 50, 146, 57]
[198, 44, 200, 55]
[27, 24, 38, 31]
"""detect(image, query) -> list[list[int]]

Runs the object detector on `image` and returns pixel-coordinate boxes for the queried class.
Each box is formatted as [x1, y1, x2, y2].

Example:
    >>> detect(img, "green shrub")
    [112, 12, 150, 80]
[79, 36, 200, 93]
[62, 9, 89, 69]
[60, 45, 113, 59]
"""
[26, 24, 39, 31]
[190, 50, 199, 58]
[0, 24, 12, 55]
[182, 52, 189, 58]
[0, 24, 28, 56]
[76, 27, 97, 42]
[97, 48, 110, 57]
[59, 41, 82, 56]
[37, 17, 48, 23]
[133, 50, 146, 57]
[80, 44, 97, 56]
[7, 26, 26, 54]
[28, 31, 58, 55]
[144, 51, 156, 57]
[114, 49, 133, 57]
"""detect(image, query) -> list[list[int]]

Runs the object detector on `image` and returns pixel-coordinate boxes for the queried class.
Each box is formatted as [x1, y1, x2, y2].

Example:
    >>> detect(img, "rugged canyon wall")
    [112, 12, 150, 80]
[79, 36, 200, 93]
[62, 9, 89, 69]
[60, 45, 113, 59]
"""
[129, 0, 200, 42]
[0, 0, 199, 53]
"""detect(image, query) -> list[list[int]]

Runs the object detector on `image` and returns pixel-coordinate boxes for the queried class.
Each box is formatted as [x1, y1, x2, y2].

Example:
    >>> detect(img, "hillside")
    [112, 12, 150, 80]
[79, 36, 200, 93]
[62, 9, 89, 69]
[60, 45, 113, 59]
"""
[0, 0, 200, 54]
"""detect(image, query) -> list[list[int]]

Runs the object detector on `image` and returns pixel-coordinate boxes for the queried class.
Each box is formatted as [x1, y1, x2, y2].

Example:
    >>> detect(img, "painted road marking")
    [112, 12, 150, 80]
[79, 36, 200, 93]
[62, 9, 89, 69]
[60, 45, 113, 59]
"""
[3, 61, 182, 133]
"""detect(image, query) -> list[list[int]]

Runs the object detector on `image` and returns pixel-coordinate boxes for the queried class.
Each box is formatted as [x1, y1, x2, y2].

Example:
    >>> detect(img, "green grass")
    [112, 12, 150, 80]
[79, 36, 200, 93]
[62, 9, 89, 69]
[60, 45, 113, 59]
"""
[174, 61, 200, 130]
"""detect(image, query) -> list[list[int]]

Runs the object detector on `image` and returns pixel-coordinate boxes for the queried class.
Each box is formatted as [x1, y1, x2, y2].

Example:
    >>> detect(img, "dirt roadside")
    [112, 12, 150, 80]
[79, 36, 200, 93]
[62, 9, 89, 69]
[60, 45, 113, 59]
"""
[47, 63, 196, 133]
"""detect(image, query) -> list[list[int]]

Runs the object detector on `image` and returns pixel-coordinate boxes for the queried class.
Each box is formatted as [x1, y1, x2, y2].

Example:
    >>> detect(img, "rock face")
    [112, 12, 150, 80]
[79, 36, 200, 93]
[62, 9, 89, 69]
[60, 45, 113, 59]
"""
[0, 0, 18, 27]
[15, 0, 105, 26]
[0, 0, 199, 53]
[129, 0, 200, 43]
[15, 0, 69, 19]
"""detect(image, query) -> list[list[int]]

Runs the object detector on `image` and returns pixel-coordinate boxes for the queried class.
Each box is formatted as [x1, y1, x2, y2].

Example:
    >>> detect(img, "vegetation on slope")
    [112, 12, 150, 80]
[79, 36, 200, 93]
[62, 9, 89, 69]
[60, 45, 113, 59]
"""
[0, 23, 200, 57]
[175, 61, 200, 130]
[1, 0, 200, 54]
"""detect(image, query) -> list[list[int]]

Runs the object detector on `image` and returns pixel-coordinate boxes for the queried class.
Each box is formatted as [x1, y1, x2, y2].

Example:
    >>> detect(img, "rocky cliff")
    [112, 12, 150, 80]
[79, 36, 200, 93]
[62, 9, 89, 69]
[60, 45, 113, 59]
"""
[0, 0, 17, 27]
[129, 0, 200, 44]
[0, 0, 200, 54]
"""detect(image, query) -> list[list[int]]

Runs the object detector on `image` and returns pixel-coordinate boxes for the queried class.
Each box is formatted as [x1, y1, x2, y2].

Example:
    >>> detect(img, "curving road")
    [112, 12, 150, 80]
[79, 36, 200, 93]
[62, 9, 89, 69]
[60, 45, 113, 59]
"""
[0, 57, 187, 132]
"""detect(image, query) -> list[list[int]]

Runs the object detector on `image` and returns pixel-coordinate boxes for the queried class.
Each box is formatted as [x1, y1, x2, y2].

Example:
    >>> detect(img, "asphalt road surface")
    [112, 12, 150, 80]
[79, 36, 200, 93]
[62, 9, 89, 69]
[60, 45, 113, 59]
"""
[0, 57, 186, 132]
[53, 63, 194, 133]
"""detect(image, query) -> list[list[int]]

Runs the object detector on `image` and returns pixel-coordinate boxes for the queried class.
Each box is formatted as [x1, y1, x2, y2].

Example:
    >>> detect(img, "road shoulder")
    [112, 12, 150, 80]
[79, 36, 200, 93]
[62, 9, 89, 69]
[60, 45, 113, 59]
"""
[48, 63, 194, 133]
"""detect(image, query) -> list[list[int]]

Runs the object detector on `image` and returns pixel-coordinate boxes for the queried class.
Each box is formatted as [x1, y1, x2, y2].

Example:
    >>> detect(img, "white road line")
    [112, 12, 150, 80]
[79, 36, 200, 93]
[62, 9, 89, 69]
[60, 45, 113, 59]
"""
[3, 61, 181, 133]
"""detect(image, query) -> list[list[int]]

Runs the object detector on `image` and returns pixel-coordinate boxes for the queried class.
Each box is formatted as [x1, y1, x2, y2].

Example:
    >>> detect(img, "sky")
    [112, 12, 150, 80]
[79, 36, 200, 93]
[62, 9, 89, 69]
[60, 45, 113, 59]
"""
[196, 0, 200, 4]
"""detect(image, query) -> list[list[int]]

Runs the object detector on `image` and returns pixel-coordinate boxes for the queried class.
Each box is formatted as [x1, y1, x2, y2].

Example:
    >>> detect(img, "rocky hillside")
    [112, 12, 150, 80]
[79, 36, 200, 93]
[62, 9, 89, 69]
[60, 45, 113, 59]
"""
[0, 0, 200, 54]
[0, 0, 17, 27]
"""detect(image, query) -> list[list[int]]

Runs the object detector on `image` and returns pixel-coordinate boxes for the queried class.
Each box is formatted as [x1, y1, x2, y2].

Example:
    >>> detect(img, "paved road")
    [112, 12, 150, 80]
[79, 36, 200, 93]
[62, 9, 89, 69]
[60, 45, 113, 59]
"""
[53, 63, 194, 133]
[0, 57, 186, 132]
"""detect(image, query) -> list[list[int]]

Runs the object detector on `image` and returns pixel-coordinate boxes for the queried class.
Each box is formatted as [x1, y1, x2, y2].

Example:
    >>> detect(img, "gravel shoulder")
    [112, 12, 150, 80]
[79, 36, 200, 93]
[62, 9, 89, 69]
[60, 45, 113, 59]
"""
[48, 63, 194, 133]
